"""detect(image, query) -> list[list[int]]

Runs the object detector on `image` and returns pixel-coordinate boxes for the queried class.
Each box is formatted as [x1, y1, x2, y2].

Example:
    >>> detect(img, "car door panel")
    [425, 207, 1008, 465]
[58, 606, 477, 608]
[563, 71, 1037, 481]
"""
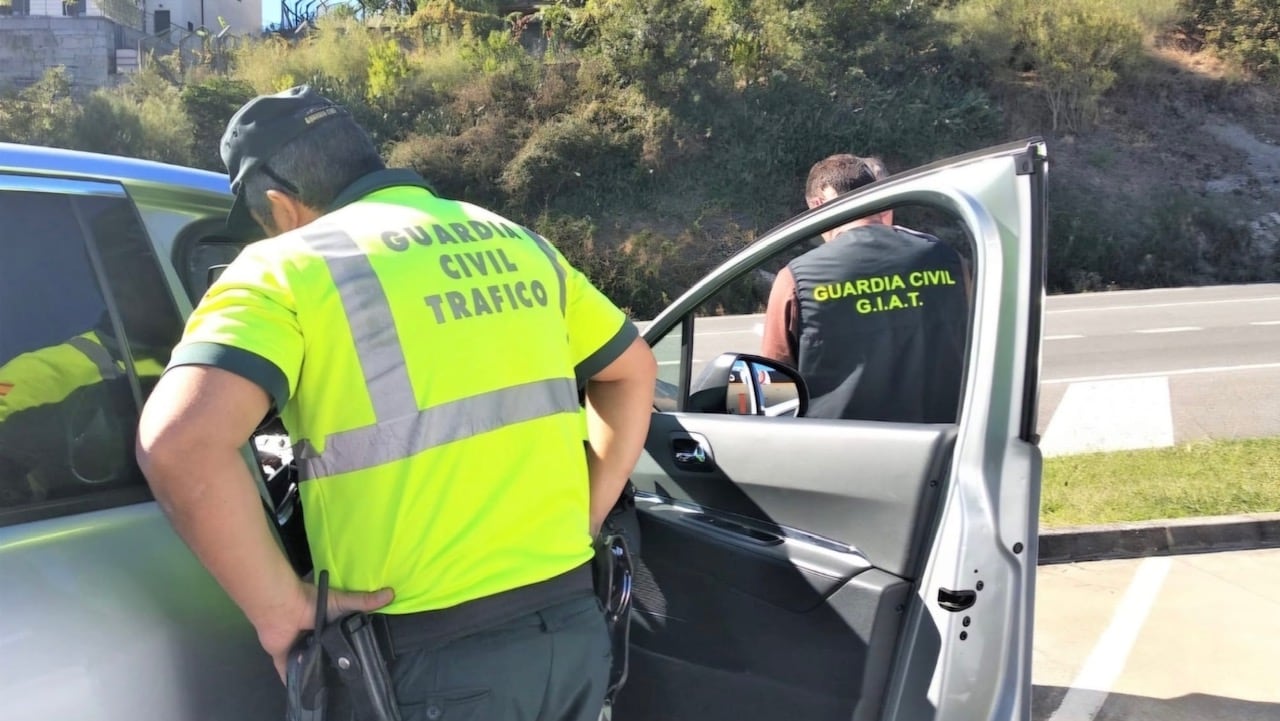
[619, 415, 952, 721]
[0, 505, 284, 720]
[634, 494, 873, 612]
[632, 412, 956, 579]
[614, 139, 1047, 721]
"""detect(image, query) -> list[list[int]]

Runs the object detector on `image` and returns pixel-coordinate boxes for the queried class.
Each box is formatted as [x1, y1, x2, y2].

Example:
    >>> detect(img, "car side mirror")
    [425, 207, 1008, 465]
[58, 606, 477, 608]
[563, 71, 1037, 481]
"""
[688, 352, 809, 418]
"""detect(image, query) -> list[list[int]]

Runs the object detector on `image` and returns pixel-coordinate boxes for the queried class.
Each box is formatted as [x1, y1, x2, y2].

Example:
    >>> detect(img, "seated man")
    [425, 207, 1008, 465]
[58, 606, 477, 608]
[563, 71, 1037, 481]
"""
[0, 322, 135, 502]
[761, 153, 969, 423]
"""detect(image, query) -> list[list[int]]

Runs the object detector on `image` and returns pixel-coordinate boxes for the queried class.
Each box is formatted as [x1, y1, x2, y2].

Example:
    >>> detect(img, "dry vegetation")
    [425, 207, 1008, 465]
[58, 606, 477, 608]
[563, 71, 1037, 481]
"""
[3, 0, 1279, 316]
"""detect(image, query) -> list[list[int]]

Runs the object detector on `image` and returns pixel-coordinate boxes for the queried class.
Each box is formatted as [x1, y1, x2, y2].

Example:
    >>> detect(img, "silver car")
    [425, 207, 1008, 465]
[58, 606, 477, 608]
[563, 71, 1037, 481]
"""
[0, 138, 1048, 721]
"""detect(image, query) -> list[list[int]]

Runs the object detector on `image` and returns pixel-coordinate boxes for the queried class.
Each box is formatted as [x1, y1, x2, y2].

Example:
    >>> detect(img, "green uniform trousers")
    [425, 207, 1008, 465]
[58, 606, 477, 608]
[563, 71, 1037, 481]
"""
[388, 593, 612, 721]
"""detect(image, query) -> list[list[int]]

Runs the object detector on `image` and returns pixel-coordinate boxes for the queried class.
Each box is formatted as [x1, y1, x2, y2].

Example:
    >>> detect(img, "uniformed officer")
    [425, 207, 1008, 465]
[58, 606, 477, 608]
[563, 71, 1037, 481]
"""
[761, 153, 970, 423]
[137, 86, 658, 721]
[0, 326, 130, 500]
[0, 214, 173, 503]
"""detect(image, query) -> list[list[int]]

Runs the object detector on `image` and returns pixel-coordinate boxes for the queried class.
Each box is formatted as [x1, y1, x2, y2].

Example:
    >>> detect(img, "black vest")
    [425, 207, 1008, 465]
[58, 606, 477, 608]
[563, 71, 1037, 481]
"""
[787, 225, 968, 423]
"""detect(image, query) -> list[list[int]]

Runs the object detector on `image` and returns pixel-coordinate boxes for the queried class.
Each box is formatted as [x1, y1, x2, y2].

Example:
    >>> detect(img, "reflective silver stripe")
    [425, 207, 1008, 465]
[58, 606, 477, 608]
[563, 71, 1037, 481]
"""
[67, 336, 120, 380]
[302, 225, 419, 421]
[528, 230, 567, 317]
[298, 377, 580, 480]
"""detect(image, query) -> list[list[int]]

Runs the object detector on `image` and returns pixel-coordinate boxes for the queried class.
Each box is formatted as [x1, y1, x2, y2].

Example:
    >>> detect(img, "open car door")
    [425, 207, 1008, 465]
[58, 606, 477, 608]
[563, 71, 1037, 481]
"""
[612, 139, 1048, 721]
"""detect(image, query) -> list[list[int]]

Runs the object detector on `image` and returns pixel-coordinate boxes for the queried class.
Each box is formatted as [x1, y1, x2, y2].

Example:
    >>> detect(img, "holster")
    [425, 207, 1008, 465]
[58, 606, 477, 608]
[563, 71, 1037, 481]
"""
[592, 487, 636, 707]
[286, 571, 402, 721]
[285, 623, 328, 721]
[319, 612, 402, 721]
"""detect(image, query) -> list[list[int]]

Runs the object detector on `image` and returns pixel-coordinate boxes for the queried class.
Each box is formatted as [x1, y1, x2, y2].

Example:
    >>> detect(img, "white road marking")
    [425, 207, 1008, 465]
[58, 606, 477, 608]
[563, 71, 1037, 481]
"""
[1038, 377, 1173, 457]
[1046, 556, 1173, 721]
[657, 360, 679, 366]
[1133, 326, 1201, 334]
[694, 328, 760, 336]
[1250, 320, 1280, 326]
[1043, 362, 1280, 385]
[753, 323, 764, 336]
[1045, 334, 1085, 341]
[1047, 295, 1280, 314]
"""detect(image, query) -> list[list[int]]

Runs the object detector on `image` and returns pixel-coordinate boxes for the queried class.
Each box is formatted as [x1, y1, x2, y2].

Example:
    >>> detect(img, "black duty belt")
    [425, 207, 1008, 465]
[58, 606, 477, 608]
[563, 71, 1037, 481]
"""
[370, 562, 595, 660]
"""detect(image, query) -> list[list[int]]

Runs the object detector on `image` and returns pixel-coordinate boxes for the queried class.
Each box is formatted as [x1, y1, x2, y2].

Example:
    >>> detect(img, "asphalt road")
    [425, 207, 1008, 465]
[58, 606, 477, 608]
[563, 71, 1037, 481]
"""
[643, 283, 1280, 450]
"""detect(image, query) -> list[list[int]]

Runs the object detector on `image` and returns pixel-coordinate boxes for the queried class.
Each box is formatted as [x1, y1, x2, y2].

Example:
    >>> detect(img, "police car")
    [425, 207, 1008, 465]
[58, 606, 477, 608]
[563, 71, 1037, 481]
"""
[0, 139, 1047, 721]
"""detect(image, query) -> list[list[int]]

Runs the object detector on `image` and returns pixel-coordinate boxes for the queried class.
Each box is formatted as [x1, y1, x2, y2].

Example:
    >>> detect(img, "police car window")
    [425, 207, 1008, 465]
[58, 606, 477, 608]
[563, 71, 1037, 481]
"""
[686, 202, 975, 423]
[0, 189, 160, 526]
[77, 194, 186, 398]
[651, 327, 682, 413]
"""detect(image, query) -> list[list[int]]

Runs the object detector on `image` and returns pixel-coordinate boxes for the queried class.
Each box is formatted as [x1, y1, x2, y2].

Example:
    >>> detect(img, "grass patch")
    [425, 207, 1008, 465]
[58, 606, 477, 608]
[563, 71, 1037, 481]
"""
[1040, 438, 1280, 528]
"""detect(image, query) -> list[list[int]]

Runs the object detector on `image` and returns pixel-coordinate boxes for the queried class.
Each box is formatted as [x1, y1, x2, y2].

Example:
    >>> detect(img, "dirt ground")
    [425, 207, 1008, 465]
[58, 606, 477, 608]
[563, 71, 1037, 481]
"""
[1043, 37, 1280, 258]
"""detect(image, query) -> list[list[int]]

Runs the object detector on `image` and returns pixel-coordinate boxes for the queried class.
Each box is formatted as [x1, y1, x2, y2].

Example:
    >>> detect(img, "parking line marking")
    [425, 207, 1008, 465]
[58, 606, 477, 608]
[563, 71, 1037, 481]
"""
[1042, 362, 1280, 384]
[1037, 377, 1173, 457]
[1250, 320, 1280, 326]
[1133, 326, 1201, 334]
[1045, 334, 1085, 341]
[1047, 556, 1172, 721]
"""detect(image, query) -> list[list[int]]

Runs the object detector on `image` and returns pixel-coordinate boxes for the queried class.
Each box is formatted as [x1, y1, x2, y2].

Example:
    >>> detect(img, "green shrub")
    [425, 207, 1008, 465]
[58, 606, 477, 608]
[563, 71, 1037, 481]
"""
[386, 127, 509, 203]
[1181, 0, 1280, 80]
[367, 37, 412, 106]
[180, 76, 256, 171]
[77, 65, 195, 165]
[0, 68, 80, 148]
[944, 0, 1147, 131]
[406, 0, 506, 42]
[1047, 181, 1269, 293]
[579, 0, 725, 109]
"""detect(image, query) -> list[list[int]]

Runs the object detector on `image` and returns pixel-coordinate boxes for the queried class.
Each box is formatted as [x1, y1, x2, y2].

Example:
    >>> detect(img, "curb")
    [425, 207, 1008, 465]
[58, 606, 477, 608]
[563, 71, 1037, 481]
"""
[1037, 512, 1280, 565]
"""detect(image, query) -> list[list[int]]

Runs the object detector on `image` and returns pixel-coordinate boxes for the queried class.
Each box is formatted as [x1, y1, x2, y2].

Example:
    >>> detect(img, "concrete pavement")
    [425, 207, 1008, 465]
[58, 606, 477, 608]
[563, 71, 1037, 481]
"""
[1032, 548, 1280, 721]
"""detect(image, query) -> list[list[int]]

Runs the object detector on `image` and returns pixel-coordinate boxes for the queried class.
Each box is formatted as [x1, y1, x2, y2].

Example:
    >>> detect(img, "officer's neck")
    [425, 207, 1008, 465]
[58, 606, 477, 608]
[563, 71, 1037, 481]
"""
[822, 217, 888, 243]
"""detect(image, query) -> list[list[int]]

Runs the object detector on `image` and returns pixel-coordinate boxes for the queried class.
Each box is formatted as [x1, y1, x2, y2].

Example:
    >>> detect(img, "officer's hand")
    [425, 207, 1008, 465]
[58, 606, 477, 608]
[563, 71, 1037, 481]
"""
[260, 580, 395, 682]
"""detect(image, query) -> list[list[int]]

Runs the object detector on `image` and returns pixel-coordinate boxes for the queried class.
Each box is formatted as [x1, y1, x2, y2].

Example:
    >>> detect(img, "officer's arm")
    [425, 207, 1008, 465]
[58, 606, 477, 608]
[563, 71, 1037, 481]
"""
[137, 366, 309, 637]
[761, 267, 798, 367]
[583, 336, 657, 536]
[137, 364, 394, 679]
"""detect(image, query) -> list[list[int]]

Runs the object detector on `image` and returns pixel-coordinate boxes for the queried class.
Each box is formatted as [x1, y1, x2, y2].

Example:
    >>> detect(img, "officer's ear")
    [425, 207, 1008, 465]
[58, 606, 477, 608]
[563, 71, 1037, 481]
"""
[264, 189, 321, 234]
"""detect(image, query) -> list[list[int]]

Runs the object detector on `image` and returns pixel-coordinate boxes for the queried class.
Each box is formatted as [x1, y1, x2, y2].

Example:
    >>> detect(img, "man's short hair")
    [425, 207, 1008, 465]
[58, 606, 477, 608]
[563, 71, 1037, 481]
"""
[243, 115, 385, 226]
[805, 154, 889, 200]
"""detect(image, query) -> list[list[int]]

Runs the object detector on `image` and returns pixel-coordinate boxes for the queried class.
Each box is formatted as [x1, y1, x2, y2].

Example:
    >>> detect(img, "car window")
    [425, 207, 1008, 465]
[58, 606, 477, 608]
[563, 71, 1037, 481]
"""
[0, 187, 181, 525]
[663, 201, 975, 423]
[651, 326, 682, 413]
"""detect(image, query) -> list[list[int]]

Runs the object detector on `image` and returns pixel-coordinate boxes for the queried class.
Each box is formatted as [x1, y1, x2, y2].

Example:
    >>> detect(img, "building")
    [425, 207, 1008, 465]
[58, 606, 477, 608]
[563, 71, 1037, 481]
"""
[0, 0, 261, 92]
[1, 0, 261, 36]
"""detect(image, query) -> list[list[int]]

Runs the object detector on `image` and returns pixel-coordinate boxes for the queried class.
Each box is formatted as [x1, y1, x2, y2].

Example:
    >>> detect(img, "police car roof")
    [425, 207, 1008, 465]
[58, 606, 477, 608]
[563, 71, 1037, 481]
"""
[0, 142, 231, 197]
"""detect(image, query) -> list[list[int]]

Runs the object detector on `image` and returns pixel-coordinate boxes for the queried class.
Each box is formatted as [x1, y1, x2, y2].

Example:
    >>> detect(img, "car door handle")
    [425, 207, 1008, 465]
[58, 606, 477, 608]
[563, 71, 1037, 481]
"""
[670, 432, 715, 472]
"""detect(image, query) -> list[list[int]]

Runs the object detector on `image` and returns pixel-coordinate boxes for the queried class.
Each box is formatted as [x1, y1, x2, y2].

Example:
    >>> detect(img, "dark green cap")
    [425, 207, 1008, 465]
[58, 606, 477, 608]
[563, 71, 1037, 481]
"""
[219, 85, 350, 235]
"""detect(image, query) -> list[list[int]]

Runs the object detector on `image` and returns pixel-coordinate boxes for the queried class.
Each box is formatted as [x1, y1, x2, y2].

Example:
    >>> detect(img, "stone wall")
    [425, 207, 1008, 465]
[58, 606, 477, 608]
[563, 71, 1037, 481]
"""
[0, 16, 116, 92]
